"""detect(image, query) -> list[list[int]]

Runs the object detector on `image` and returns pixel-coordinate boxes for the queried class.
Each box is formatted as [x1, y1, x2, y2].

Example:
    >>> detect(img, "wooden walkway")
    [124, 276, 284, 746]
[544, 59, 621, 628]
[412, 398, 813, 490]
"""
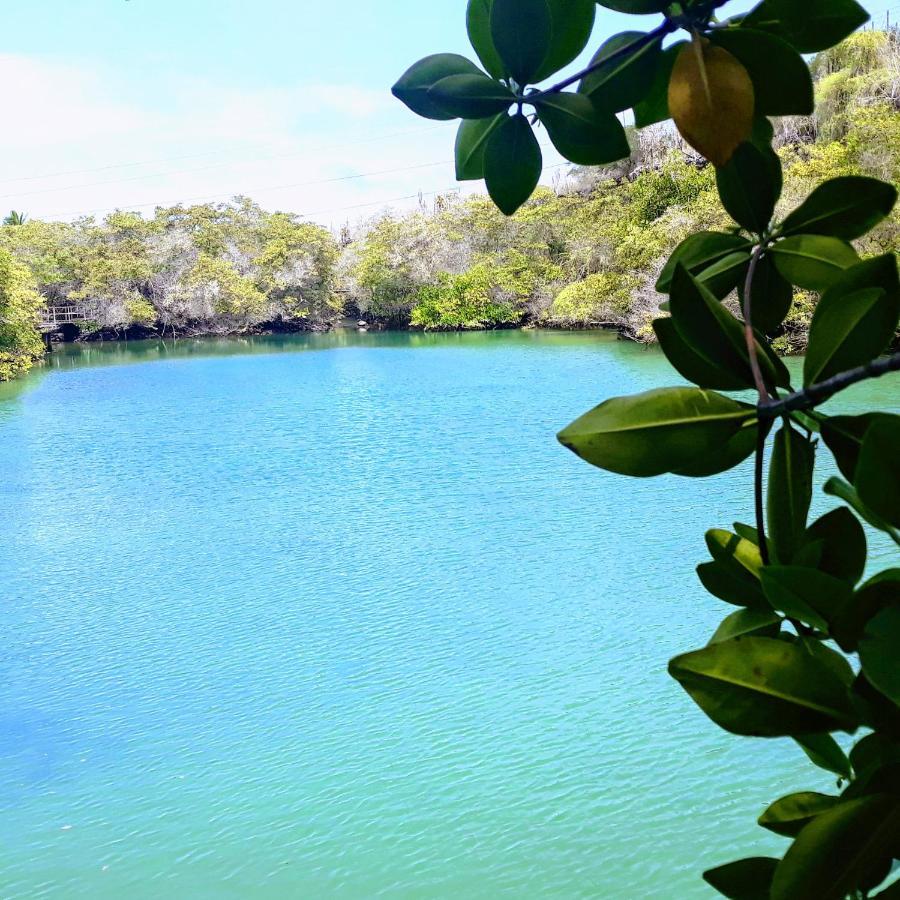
[39, 302, 99, 331]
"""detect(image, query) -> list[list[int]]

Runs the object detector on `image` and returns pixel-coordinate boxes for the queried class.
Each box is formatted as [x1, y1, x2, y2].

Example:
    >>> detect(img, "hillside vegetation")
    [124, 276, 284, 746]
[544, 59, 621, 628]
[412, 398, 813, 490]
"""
[0, 30, 897, 379]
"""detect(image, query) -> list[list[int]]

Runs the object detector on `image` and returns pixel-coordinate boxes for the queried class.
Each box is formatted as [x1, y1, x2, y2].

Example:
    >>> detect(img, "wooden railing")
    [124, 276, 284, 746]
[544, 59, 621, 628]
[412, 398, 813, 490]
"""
[39, 303, 99, 329]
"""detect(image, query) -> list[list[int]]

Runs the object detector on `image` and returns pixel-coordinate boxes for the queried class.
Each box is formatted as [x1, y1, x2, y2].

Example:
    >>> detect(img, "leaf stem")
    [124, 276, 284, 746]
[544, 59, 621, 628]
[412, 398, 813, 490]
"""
[528, 20, 677, 101]
[742, 245, 771, 405]
[761, 351, 900, 420]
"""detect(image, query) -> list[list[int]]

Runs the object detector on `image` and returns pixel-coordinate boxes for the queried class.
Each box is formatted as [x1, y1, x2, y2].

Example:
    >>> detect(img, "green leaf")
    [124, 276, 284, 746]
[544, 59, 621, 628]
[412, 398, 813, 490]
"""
[767, 422, 814, 563]
[856, 418, 900, 528]
[455, 114, 506, 180]
[668, 265, 787, 391]
[533, 0, 596, 83]
[668, 636, 858, 737]
[733, 522, 760, 544]
[427, 73, 515, 119]
[706, 528, 764, 579]
[821, 413, 887, 481]
[483, 114, 542, 216]
[739, 251, 794, 334]
[697, 559, 769, 610]
[557, 387, 756, 478]
[860, 606, 900, 706]
[759, 792, 841, 837]
[696, 251, 752, 300]
[804, 508, 867, 585]
[824, 477, 900, 543]
[794, 733, 853, 779]
[578, 31, 662, 112]
[850, 733, 900, 780]
[596, 0, 669, 12]
[656, 232, 752, 294]
[711, 29, 813, 116]
[771, 235, 859, 291]
[467, 0, 505, 80]
[780, 176, 898, 240]
[392, 54, 486, 120]
[760, 567, 852, 632]
[854, 674, 900, 739]
[716, 141, 782, 233]
[534, 93, 630, 165]
[709, 607, 781, 644]
[634, 41, 685, 128]
[626, 418, 754, 479]
[744, 0, 869, 53]
[703, 857, 778, 899]
[804, 288, 897, 386]
[834, 569, 900, 654]
[490, 0, 552, 85]
[652, 316, 750, 392]
[771, 795, 900, 900]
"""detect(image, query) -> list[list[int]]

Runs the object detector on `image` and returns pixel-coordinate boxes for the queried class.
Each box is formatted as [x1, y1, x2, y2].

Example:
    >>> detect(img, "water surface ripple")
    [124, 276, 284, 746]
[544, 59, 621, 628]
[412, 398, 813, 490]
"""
[1, 331, 896, 898]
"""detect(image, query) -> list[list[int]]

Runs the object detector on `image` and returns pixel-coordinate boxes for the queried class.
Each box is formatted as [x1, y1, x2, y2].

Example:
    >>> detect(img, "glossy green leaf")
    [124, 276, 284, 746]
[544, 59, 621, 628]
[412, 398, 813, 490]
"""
[738, 251, 793, 333]
[392, 54, 486, 120]
[850, 733, 900, 780]
[490, 0, 551, 85]
[534, 93, 630, 165]
[428, 73, 515, 119]
[805, 507, 867, 585]
[824, 477, 900, 543]
[804, 287, 897, 386]
[855, 417, 900, 528]
[761, 567, 852, 632]
[771, 235, 859, 291]
[533, 0, 596, 83]
[703, 857, 778, 899]
[668, 265, 787, 391]
[653, 317, 749, 392]
[766, 422, 814, 563]
[771, 795, 900, 900]
[668, 636, 858, 737]
[716, 141, 782, 233]
[794, 733, 853, 779]
[483, 114, 542, 216]
[455, 114, 506, 180]
[578, 31, 662, 112]
[656, 232, 752, 294]
[733, 522, 760, 545]
[854, 674, 900, 740]
[860, 606, 900, 706]
[696, 252, 752, 300]
[780, 176, 898, 240]
[634, 41, 685, 128]
[557, 387, 756, 478]
[821, 413, 885, 481]
[744, 0, 869, 53]
[697, 559, 768, 610]
[711, 29, 813, 116]
[759, 792, 840, 837]
[706, 528, 764, 579]
[834, 569, 900, 654]
[466, 0, 506, 79]
[709, 607, 781, 644]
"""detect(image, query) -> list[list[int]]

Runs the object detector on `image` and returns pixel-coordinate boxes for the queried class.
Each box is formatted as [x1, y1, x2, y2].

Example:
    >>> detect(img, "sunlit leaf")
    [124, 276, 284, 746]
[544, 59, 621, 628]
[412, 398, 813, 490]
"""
[669, 636, 858, 737]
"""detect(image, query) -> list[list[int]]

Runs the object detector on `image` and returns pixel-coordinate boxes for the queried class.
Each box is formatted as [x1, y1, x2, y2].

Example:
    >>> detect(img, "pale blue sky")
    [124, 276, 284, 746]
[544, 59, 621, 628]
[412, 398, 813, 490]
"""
[1, 0, 892, 227]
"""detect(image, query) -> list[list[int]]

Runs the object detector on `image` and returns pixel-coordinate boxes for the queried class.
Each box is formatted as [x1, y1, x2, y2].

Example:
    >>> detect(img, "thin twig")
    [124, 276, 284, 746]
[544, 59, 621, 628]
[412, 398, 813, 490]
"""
[528, 20, 677, 100]
[742, 246, 771, 405]
[758, 351, 900, 420]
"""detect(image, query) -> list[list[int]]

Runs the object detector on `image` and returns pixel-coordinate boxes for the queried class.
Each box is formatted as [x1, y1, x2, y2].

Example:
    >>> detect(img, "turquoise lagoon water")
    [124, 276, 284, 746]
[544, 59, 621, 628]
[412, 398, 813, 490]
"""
[1, 330, 897, 899]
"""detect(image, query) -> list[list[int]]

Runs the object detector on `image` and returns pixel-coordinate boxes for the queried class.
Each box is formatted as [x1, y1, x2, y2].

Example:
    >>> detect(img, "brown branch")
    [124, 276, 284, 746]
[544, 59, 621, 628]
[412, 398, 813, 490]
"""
[527, 21, 677, 100]
[758, 351, 900, 420]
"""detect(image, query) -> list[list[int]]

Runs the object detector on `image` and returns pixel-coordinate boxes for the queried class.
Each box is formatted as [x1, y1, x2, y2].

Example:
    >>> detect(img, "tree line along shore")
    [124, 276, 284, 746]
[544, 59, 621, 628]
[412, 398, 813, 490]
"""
[1, 30, 898, 381]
